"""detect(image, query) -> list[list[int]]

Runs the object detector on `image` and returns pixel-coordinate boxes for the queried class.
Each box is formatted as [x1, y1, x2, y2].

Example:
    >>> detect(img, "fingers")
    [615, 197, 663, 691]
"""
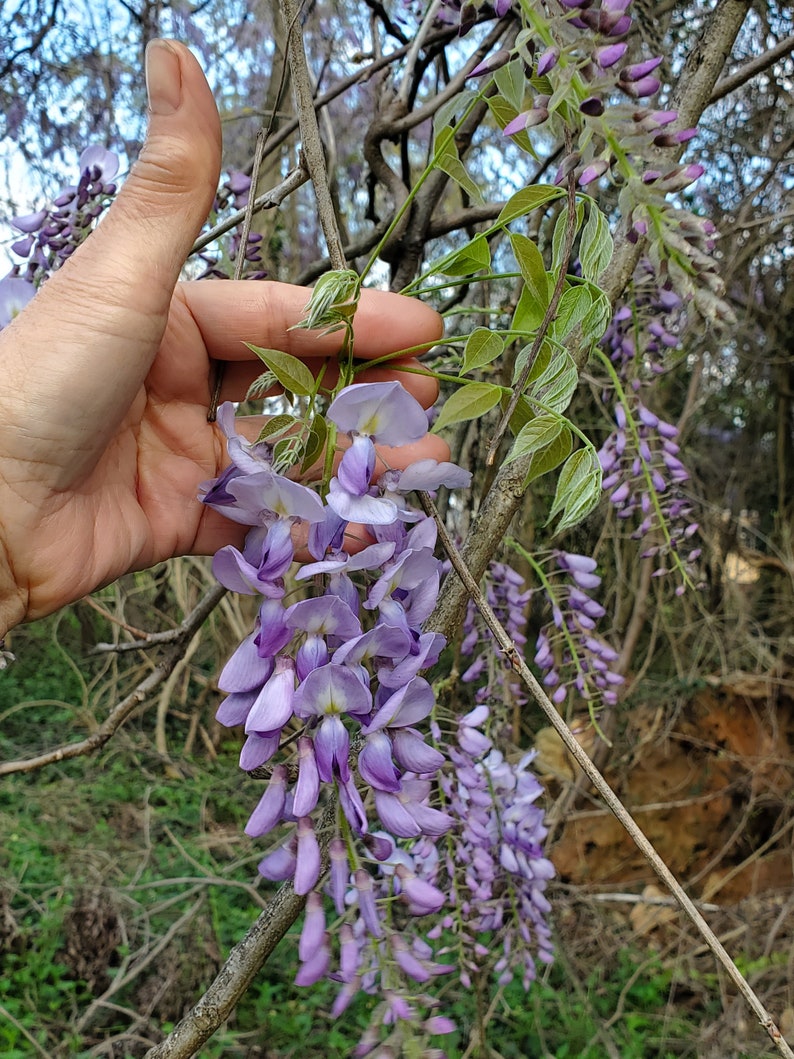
[180, 280, 444, 362]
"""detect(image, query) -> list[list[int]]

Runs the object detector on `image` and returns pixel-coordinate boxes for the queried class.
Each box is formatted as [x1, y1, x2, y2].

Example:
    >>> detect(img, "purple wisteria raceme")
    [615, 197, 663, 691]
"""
[6, 146, 119, 292]
[530, 552, 624, 706]
[201, 379, 477, 1042]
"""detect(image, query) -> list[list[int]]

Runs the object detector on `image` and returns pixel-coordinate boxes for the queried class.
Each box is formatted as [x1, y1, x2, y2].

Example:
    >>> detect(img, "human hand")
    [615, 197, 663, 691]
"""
[0, 41, 445, 637]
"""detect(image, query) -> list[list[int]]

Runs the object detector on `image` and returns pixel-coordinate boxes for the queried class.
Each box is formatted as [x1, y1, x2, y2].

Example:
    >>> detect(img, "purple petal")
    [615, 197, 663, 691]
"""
[258, 840, 297, 881]
[218, 632, 274, 692]
[337, 434, 376, 495]
[245, 658, 296, 733]
[286, 595, 361, 638]
[327, 382, 428, 446]
[239, 731, 281, 770]
[359, 732, 401, 792]
[392, 729, 445, 774]
[314, 715, 350, 782]
[293, 663, 372, 720]
[327, 479, 399, 525]
[215, 689, 259, 727]
[337, 773, 369, 834]
[244, 765, 288, 836]
[373, 790, 421, 838]
[390, 459, 472, 493]
[364, 677, 435, 733]
[292, 736, 321, 816]
[10, 210, 47, 233]
[294, 817, 322, 895]
[353, 869, 383, 937]
[298, 891, 326, 963]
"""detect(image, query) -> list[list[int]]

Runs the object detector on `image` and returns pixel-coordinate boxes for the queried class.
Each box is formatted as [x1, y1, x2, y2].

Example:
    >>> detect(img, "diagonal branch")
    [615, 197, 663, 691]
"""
[419, 490, 794, 1059]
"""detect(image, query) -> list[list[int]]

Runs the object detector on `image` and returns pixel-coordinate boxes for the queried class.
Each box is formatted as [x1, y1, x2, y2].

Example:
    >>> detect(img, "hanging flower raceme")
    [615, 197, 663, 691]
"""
[7, 146, 119, 293]
[202, 379, 477, 1034]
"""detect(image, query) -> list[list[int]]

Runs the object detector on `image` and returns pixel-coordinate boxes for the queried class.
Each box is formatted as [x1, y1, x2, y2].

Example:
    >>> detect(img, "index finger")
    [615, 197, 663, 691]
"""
[179, 280, 444, 362]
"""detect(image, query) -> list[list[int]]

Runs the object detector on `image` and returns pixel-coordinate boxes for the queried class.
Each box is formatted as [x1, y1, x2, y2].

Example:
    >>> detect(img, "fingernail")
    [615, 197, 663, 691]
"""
[145, 40, 182, 115]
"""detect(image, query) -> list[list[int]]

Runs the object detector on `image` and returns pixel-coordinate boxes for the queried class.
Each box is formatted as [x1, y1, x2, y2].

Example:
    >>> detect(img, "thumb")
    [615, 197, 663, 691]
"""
[63, 39, 222, 321]
[12, 40, 223, 455]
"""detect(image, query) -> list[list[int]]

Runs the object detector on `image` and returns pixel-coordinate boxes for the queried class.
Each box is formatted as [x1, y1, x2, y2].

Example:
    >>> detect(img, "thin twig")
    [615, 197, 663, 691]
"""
[418, 489, 794, 1059]
[0, 583, 226, 776]
[280, 0, 347, 270]
[710, 32, 794, 104]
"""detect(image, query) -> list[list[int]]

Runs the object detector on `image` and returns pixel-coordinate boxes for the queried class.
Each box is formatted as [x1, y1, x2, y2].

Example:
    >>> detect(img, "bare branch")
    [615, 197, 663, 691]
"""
[710, 32, 794, 104]
[0, 584, 226, 777]
[280, 0, 347, 269]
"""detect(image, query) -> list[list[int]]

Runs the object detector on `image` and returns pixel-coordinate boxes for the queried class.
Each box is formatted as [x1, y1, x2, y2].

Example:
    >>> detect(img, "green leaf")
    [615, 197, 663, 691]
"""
[493, 58, 525, 111]
[511, 286, 543, 334]
[433, 89, 477, 138]
[505, 414, 563, 465]
[513, 339, 551, 385]
[551, 201, 585, 272]
[432, 382, 503, 433]
[246, 370, 278, 400]
[510, 232, 550, 310]
[255, 414, 298, 443]
[531, 350, 579, 413]
[501, 392, 535, 435]
[244, 344, 316, 397]
[579, 203, 613, 282]
[435, 136, 484, 204]
[580, 286, 612, 344]
[272, 435, 304, 474]
[550, 284, 592, 342]
[301, 415, 328, 473]
[524, 425, 573, 486]
[461, 328, 504, 375]
[548, 447, 602, 531]
[434, 234, 492, 277]
[496, 185, 565, 227]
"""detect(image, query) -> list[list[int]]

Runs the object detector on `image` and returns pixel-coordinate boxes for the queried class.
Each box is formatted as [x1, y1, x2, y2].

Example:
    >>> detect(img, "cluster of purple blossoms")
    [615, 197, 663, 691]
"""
[602, 259, 685, 377]
[434, 706, 555, 989]
[0, 146, 119, 327]
[470, 0, 703, 198]
[196, 170, 267, 280]
[598, 402, 700, 585]
[531, 551, 623, 708]
[460, 561, 530, 737]
[202, 380, 481, 1036]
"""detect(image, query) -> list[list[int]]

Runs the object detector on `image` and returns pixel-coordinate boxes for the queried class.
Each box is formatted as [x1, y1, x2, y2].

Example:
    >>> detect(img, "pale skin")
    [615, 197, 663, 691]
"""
[0, 40, 447, 638]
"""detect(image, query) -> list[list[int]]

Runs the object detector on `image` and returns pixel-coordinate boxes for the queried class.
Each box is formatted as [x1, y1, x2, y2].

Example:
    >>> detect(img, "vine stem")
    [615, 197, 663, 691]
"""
[417, 489, 794, 1059]
[280, 0, 347, 271]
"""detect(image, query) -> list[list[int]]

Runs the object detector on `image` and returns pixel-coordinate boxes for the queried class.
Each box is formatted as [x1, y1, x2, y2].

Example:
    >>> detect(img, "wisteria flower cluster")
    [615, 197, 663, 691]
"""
[6, 146, 119, 290]
[598, 401, 700, 585]
[436, 705, 555, 990]
[0, 146, 119, 328]
[460, 561, 530, 736]
[202, 380, 483, 1033]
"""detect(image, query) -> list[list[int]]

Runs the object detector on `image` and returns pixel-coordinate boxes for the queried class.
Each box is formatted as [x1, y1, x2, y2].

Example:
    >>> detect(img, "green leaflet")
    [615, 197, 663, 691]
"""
[245, 344, 316, 397]
[579, 202, 613, 282]
[461, 328, 504, 375]
[496, 185, 565, 228]
[504, 413, 563, 465]
[432, 382, 503, 433]
[548, 447, 603, 532]
[435, 137, 484, 205]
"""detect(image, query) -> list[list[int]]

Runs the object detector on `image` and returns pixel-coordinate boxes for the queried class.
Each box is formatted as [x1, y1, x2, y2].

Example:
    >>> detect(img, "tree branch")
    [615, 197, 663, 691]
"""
[0, 584, 226, 777]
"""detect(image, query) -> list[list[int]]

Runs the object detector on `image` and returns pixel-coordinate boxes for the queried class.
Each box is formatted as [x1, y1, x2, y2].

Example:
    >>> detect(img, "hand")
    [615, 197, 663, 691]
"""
[0, 41, 445, 635]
